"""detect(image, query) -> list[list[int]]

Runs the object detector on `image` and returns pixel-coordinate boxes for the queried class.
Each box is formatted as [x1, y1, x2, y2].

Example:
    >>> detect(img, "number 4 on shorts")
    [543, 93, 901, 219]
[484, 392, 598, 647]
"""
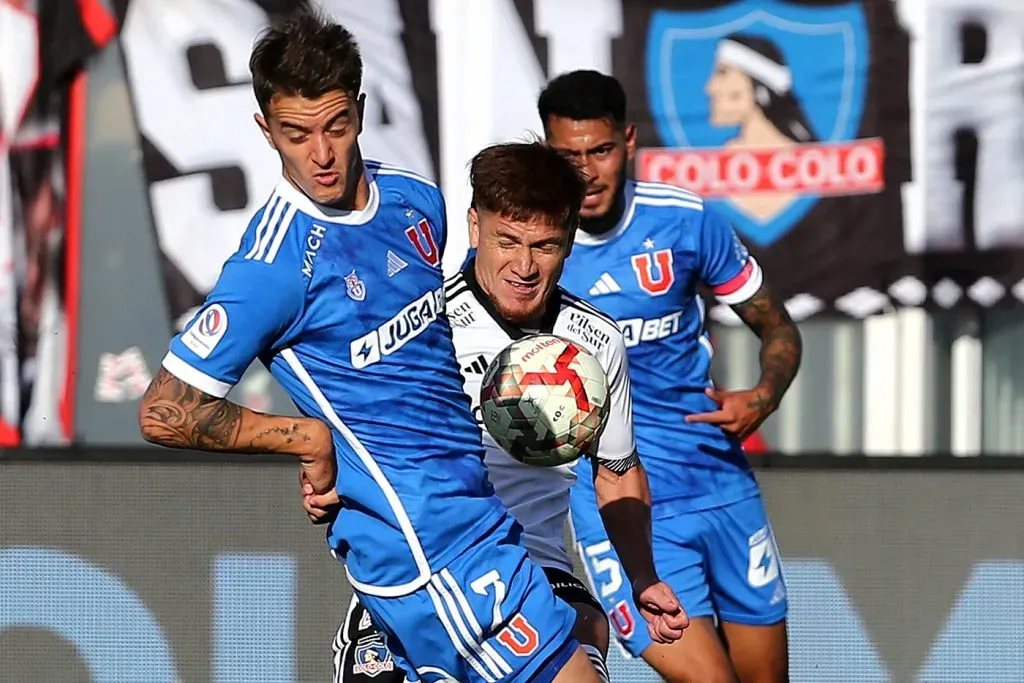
[471, 570, 540, 656]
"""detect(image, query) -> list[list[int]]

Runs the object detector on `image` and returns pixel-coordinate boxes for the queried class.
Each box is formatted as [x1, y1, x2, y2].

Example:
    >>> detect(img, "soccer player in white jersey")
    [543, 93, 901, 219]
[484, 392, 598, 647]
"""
[540, 71, 803, 683]
[138, 14, 644, 682]
[304, 141, 688, 682]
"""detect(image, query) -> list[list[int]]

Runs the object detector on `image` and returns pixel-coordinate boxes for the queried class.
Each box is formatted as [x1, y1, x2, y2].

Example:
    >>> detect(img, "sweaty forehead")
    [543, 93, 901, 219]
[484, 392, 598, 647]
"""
[270, 90, 354, 124]
[545, 116, 617, 149]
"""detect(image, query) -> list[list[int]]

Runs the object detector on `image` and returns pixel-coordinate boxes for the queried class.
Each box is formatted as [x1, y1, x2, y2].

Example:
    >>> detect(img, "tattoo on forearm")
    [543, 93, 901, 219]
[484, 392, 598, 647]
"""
[140, 368, 244, 450]
[731, 283, 802, 409]
[248, 423, 313, 452]
[140, 368, 315, 453]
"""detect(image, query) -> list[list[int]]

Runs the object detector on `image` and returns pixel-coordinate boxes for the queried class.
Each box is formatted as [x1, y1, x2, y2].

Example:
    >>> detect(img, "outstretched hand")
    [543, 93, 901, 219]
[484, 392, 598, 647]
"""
[685, 387, 774, 440]
[635, 580, 689, 644]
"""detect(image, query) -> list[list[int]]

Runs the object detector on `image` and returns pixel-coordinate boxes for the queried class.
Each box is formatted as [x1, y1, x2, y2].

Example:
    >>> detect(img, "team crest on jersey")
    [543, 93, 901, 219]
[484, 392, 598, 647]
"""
[352, 634, 395, 678]
[638, 0, 879, 246]
[631, 249, 675, 296]
[345, 270, 366, 302]
[405, 218, 440, 267]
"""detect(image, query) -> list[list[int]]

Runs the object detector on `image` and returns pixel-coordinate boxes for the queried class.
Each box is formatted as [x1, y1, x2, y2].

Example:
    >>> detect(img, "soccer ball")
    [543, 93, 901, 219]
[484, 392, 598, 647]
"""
[479, 334, 610, 467]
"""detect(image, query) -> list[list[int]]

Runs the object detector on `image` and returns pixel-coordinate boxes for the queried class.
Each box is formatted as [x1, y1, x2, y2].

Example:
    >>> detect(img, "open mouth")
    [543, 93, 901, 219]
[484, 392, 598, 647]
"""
[583, 187, 604, 206]
[505, 280, 539, 296]
[314, 171, 339, 186]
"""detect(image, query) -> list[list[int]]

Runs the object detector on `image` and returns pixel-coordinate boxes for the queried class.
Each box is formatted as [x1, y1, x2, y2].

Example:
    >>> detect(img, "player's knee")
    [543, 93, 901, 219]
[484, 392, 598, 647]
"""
[644, 646, 739, 683]
[552, 645, 605, 683]
[643, 632, 740, 683]
[656, 663, 740, 683]
[735, 653, 788, 683]
[722, 619, 789, 683]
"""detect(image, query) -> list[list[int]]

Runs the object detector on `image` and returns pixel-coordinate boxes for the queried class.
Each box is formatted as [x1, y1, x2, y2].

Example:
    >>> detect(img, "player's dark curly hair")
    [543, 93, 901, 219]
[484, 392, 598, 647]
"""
[470, 141, 587, 231]
[249, 9, 363, 115]
[537, 70, 627, 130]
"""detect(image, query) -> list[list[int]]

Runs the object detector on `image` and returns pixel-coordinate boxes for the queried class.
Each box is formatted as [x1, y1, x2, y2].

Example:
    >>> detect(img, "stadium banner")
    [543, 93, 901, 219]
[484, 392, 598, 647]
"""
[29, 0, 1024, 444]
[115, 0, 1024, 335]
[1, 458, 1022, 682]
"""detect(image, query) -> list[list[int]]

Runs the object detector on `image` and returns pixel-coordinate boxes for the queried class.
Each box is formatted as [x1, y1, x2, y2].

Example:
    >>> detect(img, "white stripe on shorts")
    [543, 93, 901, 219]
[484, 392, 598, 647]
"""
[426, 581, 497, 682]
[430, 575, 507, 680]
[440, 569, 512, 675]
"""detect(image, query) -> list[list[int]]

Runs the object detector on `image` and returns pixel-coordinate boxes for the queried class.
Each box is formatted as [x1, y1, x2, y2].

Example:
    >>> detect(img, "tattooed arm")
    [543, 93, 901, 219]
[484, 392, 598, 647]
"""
[686, 280, 802, 439]
[139, 368, 335, 491]
[139, 367, 329, 455]
[731, 281, 802, 414]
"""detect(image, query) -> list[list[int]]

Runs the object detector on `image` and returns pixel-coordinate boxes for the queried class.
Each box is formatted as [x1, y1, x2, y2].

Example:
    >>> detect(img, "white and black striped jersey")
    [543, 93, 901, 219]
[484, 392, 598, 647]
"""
[445, 264, 638, 573]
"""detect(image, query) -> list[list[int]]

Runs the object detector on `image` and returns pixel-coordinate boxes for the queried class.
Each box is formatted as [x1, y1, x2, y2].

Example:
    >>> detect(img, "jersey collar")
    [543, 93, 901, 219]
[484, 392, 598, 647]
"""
[274, 167, 380, 225]
[461, 259, 562, 340]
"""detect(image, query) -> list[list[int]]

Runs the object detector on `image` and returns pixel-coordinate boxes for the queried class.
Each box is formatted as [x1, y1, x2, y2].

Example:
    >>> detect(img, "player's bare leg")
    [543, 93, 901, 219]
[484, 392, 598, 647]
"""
[552, 645, 604, 683]
[641, 616, 740, 683]
[720, 620, 789, 683]
[572, 601, 610, 681]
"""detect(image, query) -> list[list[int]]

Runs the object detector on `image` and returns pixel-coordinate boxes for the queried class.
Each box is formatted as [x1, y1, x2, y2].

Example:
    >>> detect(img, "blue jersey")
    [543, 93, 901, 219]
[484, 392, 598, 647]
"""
[163, 161, 508, 597]
[560, 180, 764, 515]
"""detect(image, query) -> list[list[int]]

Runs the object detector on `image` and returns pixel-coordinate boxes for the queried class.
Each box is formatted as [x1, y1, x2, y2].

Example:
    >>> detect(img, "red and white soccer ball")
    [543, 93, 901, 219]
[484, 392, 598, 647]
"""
[480, 334, 610, 467]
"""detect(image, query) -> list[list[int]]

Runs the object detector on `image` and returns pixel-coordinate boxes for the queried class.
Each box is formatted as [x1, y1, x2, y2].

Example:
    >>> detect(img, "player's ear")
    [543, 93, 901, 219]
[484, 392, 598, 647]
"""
[254, 113, 276, 150]
[356, 93, 366, 134]
[467, 207, 480, 248]
[624, 123, 637, 161]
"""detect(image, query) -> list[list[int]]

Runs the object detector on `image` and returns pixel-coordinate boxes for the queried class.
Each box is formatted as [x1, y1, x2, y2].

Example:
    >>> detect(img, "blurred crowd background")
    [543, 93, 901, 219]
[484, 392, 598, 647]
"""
[1, 0, 1022, 681]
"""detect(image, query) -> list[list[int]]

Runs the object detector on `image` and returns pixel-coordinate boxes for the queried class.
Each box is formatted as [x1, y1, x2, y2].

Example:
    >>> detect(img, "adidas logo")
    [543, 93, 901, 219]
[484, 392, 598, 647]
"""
[589, 273, 621, 296]
[463, 354, 489, 375]
[386, 250, 408, 277]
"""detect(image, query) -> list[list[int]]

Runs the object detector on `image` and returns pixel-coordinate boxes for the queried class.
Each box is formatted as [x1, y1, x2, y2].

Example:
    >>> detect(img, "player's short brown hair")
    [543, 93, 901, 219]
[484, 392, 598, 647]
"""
[249, 10, 363, 115]
[470, 141, 587, 231]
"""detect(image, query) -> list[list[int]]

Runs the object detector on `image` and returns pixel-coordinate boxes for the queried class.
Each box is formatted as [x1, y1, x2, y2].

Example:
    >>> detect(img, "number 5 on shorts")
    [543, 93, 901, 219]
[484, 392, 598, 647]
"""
[582, 541, 624, 598]
[581, 542, 636, 638]
[471, 570, 540, 657]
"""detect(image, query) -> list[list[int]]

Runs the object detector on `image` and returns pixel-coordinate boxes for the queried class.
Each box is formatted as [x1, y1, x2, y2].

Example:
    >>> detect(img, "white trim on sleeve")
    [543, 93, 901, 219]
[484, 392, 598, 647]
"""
[161, 352, 233, 398]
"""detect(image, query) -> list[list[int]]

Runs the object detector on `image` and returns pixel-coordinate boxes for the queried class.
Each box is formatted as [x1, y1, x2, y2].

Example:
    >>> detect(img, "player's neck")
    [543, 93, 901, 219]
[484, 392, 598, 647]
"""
[579, 189, 625, 236]
[345, 168, 371, 211]
[332, 158, 370, 211]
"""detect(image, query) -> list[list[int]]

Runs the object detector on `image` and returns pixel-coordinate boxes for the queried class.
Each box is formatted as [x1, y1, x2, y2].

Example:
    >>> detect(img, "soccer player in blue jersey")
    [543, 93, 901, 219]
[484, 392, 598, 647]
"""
[137, 14, 646, 681]
[538, 71, 803, 683]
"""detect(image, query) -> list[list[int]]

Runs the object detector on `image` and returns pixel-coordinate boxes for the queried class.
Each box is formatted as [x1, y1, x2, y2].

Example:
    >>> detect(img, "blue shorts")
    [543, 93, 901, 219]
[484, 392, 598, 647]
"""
[571, 494, 787, 658]
[357, 517, 579, 683]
